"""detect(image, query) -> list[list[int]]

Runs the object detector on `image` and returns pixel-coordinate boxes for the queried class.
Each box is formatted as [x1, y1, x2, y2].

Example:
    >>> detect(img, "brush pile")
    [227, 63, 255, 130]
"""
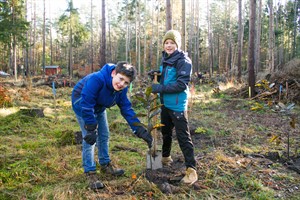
[227, 59, 300, 106]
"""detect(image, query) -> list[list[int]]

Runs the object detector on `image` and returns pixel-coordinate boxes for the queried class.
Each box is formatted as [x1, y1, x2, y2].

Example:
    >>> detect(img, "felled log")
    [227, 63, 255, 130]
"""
[250, 89, 278, 100]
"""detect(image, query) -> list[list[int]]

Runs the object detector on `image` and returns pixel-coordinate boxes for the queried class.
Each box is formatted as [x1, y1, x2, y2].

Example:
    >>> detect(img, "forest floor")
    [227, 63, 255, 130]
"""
[0, 75, 300, 200]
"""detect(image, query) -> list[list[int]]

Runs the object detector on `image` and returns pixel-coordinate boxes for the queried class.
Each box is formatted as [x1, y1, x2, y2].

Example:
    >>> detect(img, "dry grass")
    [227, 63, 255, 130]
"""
[0, 80, 300, 199]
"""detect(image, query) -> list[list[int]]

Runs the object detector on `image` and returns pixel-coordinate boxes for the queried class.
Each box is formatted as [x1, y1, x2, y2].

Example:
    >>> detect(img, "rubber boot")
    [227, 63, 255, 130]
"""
[181, 167, 198, 185]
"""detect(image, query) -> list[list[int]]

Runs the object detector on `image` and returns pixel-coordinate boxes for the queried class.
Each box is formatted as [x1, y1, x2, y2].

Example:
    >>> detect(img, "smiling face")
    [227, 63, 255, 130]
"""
[111, 70, 131, 91]
[164, 39, 178, 55]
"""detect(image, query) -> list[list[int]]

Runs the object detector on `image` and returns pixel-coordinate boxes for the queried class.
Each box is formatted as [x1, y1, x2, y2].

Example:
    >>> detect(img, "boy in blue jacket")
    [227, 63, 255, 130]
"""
[72, 62, 152, 190]
[151, 30, 198, 185]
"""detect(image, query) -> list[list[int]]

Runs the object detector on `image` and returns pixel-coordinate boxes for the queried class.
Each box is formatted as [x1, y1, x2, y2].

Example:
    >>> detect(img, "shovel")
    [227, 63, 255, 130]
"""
[146, 72, 162, 170]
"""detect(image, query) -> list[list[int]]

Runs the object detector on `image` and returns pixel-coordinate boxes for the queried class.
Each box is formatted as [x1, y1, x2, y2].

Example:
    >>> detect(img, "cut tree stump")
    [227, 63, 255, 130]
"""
[19, 108, 44, 118]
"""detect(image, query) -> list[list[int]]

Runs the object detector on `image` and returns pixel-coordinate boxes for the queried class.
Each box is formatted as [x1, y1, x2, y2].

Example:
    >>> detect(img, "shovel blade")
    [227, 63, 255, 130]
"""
[146, 150, 162, 170]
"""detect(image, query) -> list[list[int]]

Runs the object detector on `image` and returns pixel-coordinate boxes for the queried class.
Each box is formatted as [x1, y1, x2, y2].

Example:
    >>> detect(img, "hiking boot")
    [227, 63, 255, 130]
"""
[161, 156, 173, 166]
[181, 167, 198, 185]
[100, 162, 125, 176]
[86, 171, 104, 190]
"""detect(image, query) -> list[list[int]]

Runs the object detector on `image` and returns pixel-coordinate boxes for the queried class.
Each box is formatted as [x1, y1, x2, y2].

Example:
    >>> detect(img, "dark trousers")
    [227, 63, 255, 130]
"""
[161, 106, 196, 169]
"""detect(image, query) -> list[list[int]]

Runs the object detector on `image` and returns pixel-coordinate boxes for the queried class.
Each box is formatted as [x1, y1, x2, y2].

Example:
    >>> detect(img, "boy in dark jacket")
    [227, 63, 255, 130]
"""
[151, 30, 198, 185]
[72, 62, 152, 190]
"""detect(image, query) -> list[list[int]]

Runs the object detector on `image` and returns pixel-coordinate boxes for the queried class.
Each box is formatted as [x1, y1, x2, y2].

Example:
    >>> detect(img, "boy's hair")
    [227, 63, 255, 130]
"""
[115, 61, 137, 82]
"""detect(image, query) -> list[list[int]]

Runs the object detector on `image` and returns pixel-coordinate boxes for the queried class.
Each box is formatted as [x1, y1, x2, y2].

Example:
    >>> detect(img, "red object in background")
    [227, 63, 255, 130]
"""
[44, 66, 61, 76]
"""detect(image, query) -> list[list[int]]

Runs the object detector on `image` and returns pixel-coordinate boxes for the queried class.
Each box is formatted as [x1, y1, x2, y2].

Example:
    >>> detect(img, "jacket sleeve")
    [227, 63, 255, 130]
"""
[117, 88, 141, 132]
[80, 74, 103, 126]
[153, 59, 192, 94]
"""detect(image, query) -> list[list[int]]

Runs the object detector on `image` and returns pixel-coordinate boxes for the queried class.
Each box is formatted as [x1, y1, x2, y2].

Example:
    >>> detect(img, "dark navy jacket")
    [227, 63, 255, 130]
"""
[152, 50, 192, 112]
[71, 64, 140, 131]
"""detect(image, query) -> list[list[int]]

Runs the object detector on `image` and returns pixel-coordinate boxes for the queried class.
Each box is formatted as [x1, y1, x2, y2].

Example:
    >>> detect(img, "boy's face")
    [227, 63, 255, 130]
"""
[111, 70, 130, 91]
[164, 39, 177, 55]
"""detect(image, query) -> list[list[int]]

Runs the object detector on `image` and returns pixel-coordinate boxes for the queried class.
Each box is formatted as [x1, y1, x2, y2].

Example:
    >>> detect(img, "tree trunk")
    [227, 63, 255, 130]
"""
[188, 0, 194, 57]
[49, 0, 53, 66]
[148, 2, 154, 69]
[99, 0, 106, 68]
[125, 0, 129, 62]
[248, 0, 256, 98]
[137, 1, 141, 74]
[42, 0, 46, 78]
[90, 0, 94, 72]
[207, 0, 213, 77]
[32, 0, 37, 75]
[194, 0, 200, 73]
[237, 0, 242, 82]
[143, 0, 147, 71]
[255, 0, 262, 74]
[156, 2, 160, 68]
[181, 0, 186, 51]
[25, 0, 29, 78]
[166, 0, 172, 31]
[11, 3, 17, 80]
[292, 0, 298, 58]
[268, 0, 275, 73]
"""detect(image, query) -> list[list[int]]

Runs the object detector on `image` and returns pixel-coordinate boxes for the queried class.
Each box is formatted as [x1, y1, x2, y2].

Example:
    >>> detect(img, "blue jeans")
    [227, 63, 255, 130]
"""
[76, 111, 111, 173]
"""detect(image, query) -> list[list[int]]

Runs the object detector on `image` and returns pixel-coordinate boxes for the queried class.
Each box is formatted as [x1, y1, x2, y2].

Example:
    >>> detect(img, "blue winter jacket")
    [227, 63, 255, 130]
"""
[152, 50, 192, 112]
[71, 63, 140, 131]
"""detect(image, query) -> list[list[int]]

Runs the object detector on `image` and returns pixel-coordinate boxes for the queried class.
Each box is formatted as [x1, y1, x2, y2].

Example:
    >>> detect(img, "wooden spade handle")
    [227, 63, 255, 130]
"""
[152, 72, 158, 156]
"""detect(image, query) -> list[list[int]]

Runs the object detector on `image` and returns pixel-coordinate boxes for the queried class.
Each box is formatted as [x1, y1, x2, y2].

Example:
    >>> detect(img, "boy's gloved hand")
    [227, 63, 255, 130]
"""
[84, 124, 98, 145]
[147, 70, 161, 82]
[135, 126, 153, 148]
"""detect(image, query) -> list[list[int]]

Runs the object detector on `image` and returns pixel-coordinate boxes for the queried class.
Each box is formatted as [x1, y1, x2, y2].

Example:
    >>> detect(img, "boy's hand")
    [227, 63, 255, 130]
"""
[84, 130, 98, 145]
[151, 84, 162, 93]
[135, 126, 153, 148]
[147, 70, 161, 82]
[84, 124, 98, 145]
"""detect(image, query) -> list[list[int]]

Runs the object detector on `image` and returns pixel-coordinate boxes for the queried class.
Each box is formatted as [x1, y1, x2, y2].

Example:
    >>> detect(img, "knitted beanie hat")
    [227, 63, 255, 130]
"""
[163, 30, 181, 49]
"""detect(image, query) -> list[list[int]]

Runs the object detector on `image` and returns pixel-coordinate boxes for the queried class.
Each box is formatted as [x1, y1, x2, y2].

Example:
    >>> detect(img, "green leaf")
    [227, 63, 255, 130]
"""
[150, 104, 163, 113]
[133, 96, 147, 106]
[145, 87, 152, 99]
[149, 109, 161, 120]
[135, 113, 147, 118]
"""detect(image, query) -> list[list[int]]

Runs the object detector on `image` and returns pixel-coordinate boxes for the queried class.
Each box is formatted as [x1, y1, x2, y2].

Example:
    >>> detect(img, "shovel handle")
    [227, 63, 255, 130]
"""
[152, 73, 158, 156]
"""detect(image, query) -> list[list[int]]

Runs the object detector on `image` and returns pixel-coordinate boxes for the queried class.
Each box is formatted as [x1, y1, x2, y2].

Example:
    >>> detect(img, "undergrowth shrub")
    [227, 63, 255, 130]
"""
[0, 86, 12, 107]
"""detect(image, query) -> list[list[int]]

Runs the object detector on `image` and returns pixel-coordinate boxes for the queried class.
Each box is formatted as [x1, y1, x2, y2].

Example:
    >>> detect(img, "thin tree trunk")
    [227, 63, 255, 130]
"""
[90, 0, 94, 72]
[156, 2, 160, 68]
[268, 0, 275, 72]
[166, 0, 172, 31]
[25, 0, 30, 78]
[255, 0, 262, 74]
[125, 0, 128, 62]
[42, 0, 46, 77]
[237, 0, 242, 82]
[207, 0, 213, 77]
[137, 1, 141, 74]
[49, 0, 53, 66]
[292, 0, 298, 58]
[143, 0, 147, 71]
[181, 0, 186, 51]
[99, 0, 106, 68]
[248, 0, 256, 97]
[188, 0, 194, 57]
[33, 0, 36, 75]
[148, 1, 154, 69]
[194, 0, 200, 73]
[108, 12, 112, 62]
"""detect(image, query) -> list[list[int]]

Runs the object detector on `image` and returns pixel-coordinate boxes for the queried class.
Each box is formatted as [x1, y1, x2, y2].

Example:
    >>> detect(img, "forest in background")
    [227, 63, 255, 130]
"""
[0, 0, 299, 88]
